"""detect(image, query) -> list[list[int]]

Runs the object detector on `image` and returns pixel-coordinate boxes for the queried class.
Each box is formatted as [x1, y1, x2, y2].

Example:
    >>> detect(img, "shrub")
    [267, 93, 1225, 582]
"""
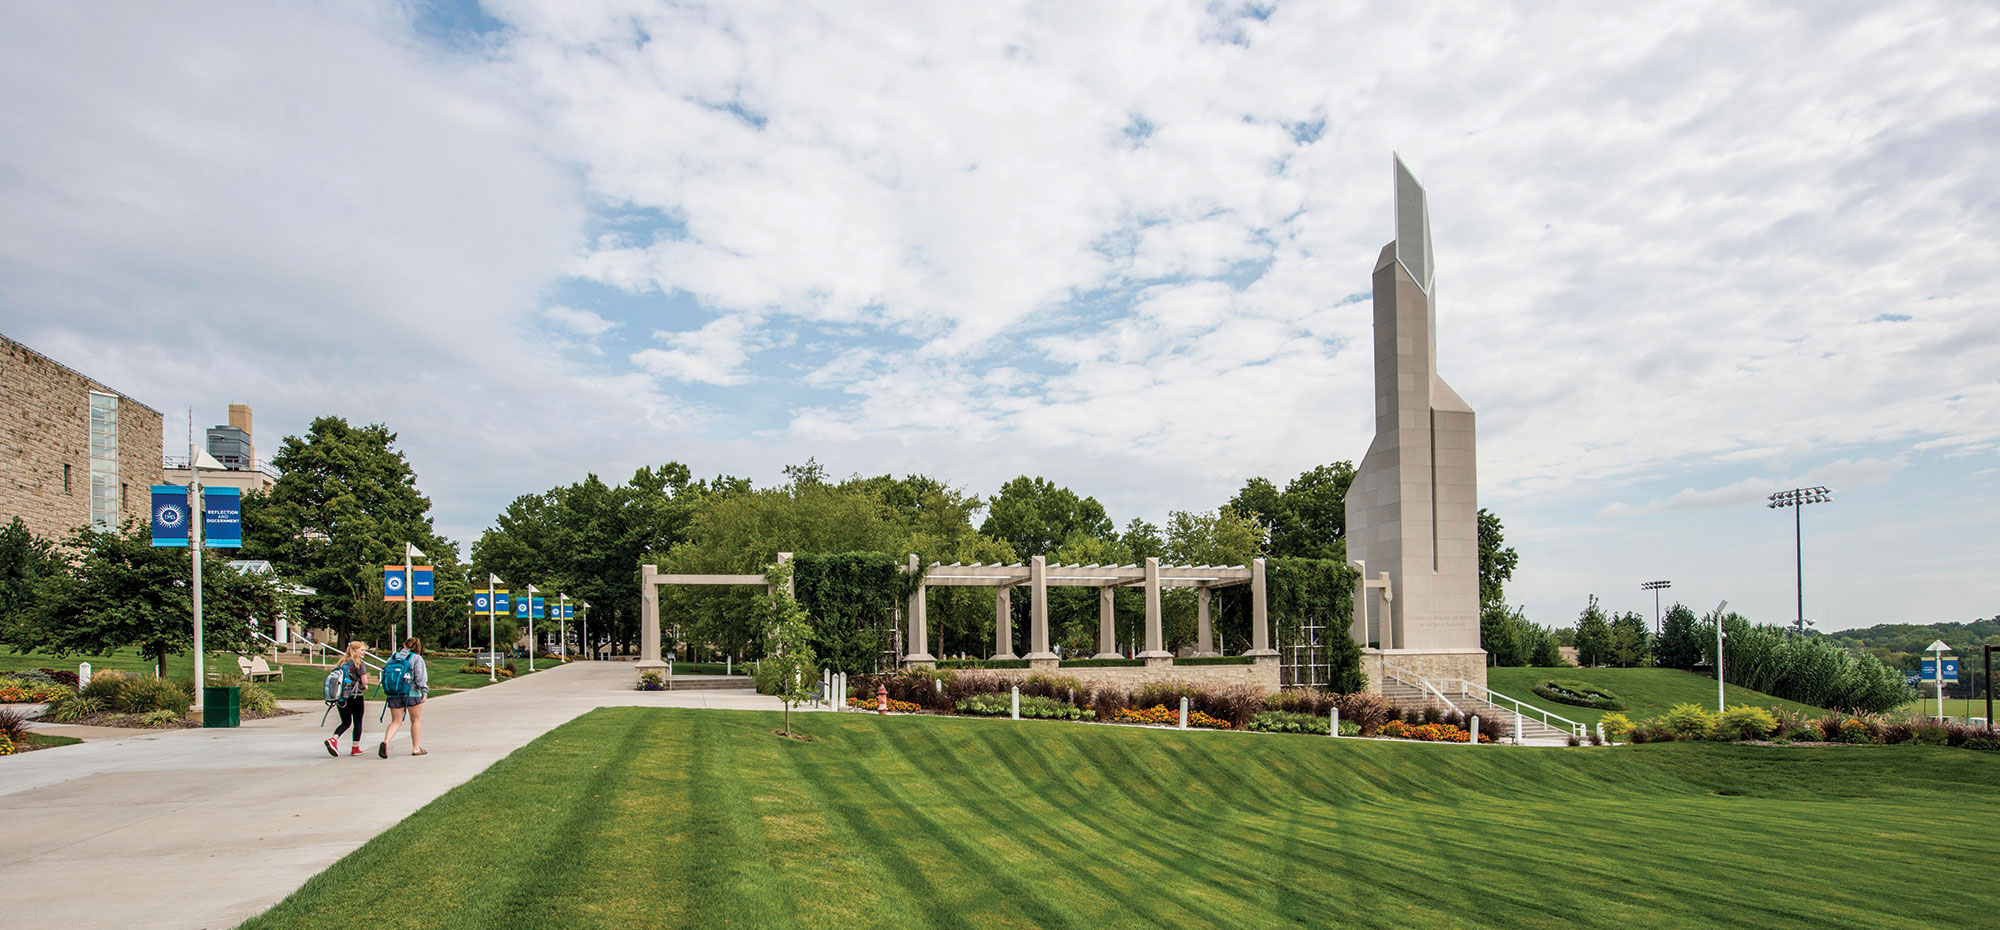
[955, 693, 1091, 720]
[1333, 693, 1398, 736]
[1058, 658, 1143, 668]
[1908, 719, 1950, 747]
[1714, 705, 1778, 741]
[1379, 720, 1483, 743]
[0, 677, 72, 703]
[1661, 703, 1717, 740]
[46, 693, 104, 722]
[1247, 711, 1329, 734]
[1532, 679, 1625, 711]
[1172, 656, 1253, 666]
[1627, 720, 1675, 744]
[113, 677, 192, 714]
[1600, 712, 1634, 739]
[936, 658, 1029, 670]
[35, 668, 81, 688]
[140, 709, 183, 728]
[636, 671, 666, 692]
[0, 733, 11, 755]
[80, 670, 130, 702]
[1963, 737, 2000, 752]
[0, 707, 32, 742]
[848, 696, 922, 714]
[1833, 717, 1878, 744]
[1111, 704, 1230, 729]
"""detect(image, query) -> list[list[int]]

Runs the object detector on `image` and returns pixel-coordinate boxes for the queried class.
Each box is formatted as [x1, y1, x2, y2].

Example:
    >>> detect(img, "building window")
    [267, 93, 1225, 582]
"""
[64, 463, 72, 494]
[88, 391, 119, 528]
[121, 483, 129, 511]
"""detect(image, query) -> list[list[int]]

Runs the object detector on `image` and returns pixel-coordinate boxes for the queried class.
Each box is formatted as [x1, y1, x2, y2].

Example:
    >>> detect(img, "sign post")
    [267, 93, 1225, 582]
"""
[486, 575, 506, 682]
[150, 441, 232, 710]
[524, 584, 540, 672]
[581, 600, 590, 661]
[1928, 639, 1951, 722]
[557, 594, 569, 660]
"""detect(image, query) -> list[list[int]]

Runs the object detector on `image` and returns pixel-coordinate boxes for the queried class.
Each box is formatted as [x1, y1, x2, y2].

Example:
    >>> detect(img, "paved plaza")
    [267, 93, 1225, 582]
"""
[3, 663, 806, 930]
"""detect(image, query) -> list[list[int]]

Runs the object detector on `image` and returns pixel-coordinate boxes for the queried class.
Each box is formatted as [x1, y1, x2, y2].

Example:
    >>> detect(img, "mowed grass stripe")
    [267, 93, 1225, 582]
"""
[241, 709, 1998, 930]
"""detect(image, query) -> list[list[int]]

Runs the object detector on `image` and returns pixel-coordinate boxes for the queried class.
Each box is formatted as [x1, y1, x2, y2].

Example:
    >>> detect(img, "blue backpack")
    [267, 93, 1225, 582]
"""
[382, 651, 414, 698]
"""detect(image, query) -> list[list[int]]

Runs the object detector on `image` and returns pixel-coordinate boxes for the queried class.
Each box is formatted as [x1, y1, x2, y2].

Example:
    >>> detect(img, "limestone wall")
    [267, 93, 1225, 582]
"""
[1360, 647, 1488, 694]
[1, 335, 164, 542]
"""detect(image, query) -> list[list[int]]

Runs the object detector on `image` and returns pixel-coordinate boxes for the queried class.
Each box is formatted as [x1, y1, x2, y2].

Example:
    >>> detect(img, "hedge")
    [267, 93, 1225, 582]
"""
[1173, 656, 1254, 666]
[1059, 658, 1144, 668]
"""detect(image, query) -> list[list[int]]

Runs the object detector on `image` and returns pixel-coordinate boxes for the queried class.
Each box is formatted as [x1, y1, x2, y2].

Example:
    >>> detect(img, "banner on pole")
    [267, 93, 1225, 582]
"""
[204, 487, 241, 548]
[516, 599, 531, 620]
[475, 590, 507, 613]
[1921, 658, 1960, 681]
[532, 596, 546, 619]
[560, 604, 574, 619]
[382, 566, 436, 601]
[150, 485, 191, 547]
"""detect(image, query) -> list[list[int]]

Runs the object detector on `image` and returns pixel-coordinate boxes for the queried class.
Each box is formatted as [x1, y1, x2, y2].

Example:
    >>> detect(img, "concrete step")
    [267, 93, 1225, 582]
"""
[1380, 681, 1576, 743]
[669, 675, 754, 691]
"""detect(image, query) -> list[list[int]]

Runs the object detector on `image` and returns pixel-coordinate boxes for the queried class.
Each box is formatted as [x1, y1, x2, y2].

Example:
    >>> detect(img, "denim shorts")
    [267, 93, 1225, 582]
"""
[385, 694, 425, 709]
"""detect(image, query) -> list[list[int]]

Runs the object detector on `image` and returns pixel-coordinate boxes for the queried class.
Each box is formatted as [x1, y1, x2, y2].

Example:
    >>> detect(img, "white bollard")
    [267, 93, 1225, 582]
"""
[726, 656, 732, 676]
[1331, 707, 1340, 737]
[1596, 723, 1606, 745]
[1469, 715, 1479, 746]
[1011, 686, 1020, 720]
[1179, 696, 1189, 729]
[1515, 712, 1523, 745]
[79, 662, 92, 689]
[936, 678, 943, 695]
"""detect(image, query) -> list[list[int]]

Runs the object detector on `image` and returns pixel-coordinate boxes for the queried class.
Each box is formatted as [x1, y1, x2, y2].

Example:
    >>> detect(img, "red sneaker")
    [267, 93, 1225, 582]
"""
[350, 745, 363, 755]
[324, 737, 337, 757]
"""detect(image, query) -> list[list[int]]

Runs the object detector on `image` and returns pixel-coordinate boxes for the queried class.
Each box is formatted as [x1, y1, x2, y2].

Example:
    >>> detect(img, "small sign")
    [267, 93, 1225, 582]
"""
[1921, 658, 1959, 681]
[381, 566, 435, 602]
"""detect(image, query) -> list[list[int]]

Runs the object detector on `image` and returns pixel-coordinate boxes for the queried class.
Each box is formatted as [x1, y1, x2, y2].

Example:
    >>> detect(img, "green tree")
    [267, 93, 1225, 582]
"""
[760, 561, 819, 738]
[1527, 625, 1565, 666]
[1609, 610, 1650, 667]
[16, 522, 281, 676]
[1656, 603, 1703, 669]
[1120, 518, 1165, 561]
[0, 518, 59, 643]
[1227, 462, 1354, 560]
[240, 417, 449, 643]
[979, 476, 1113, 559]
[1478, 508, 1518, 607]
[1574, 596, 1613, 667]
[1480, 602, 1528, 667]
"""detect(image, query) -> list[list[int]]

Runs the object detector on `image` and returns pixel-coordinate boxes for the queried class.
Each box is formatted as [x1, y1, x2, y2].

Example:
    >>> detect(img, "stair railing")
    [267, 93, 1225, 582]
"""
[1381, 662, 1461, 715]
[1437, 678, 1586, 738]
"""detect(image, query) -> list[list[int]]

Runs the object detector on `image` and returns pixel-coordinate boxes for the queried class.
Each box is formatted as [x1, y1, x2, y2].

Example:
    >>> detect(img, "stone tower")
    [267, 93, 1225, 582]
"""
[1346, 156, 1486, 688]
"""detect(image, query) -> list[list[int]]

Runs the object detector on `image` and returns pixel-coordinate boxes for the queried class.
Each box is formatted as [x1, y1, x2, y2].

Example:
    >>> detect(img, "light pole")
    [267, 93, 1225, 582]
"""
[402, 541, 425, 642]
[1714, 600, 1729, 713]
[1767, 486, 1832, 635]
[1928, 639, 1949, 722]
[580, 600, 590, 661]
[1640, 580, 1671, 636]
[558, 593, 569, 660]
[524, 584, 539, 672]
[486, 573, 504, 682]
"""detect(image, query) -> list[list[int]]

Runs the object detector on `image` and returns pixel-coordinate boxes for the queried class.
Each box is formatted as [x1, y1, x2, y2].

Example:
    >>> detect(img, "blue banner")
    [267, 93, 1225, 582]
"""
[150, 486, 190, 547]
[1921, 658, 1959, 681]
[382, 566, 436, 601]
[516, 599, 530, 620]
[493, 591, 509, 613]
[203, 487, 241, 548]
[560, 604, 573, 619]
[532, 596, 545, 619]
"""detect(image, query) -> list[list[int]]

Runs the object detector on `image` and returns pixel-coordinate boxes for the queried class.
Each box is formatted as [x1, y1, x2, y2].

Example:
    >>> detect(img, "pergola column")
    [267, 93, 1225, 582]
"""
[1094, 585, 1118, 658]
[992, 585, 1016, 660]
[636, 563, 667, 681]
[1025, 555, 1055, 659]
[1197, 586, 1214, 656]
[1246, 556, 1277, 656]
[1139, 556, 1171, 658]
[905, 554, 934, 664]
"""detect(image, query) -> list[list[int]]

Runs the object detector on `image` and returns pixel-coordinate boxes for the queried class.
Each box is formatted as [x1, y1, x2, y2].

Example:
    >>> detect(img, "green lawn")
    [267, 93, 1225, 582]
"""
[239, 707, 1997, 930]
[1485, 667, 1828, 727]
[1897, 696, 1994, 719]
[0, 648, 551, 702]
[18, 732, 82, 751]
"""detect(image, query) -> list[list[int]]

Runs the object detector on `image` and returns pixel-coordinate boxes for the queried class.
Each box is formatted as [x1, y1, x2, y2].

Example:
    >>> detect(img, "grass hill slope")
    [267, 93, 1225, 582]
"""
[241, 707, 1995, 930]
[1486, 666, 1829, 727]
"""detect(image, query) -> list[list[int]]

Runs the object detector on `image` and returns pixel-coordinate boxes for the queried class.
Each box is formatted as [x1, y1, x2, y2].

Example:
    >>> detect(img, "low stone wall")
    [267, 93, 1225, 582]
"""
[917, 656, 1281, 694]
[1360, 648, 1487, 693]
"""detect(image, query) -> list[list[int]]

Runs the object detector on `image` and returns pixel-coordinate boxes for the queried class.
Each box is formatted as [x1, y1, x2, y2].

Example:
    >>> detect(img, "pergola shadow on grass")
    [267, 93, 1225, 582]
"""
[238, 707, 1999, 930]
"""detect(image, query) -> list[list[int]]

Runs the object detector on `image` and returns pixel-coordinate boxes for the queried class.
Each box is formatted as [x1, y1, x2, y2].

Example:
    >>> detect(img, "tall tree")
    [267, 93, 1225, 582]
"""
[1480, 601, 1529, 667]
[1573, 595, 1613, 668]
[1477, 508, 1519, 607]
[1656, 603, 1703, 669]
[240, 417, 447, 643]
[1227, 462, 1354, 560]
[979, 476, 1114, 559]
[0, 518, 59, 643]
[16, 522, 280, 676]
[1609, 610, 1650, 667]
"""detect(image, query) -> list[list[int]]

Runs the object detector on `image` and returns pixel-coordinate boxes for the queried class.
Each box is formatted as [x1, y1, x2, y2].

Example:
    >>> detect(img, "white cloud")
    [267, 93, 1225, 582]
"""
[544, 305, 620, 337]
[631, 315, 761, 385]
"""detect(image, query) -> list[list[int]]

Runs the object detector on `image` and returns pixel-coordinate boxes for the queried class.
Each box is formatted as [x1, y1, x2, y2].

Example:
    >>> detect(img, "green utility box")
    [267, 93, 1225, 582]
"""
[202, 686, 241, 728]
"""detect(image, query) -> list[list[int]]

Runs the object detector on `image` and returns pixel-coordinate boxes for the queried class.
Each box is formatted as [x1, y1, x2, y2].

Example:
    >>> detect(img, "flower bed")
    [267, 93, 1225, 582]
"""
[1532, 678, 1625, 711]
[461, 664, 516, 679]
[848, 696, 923, 714]
[0, 679, 73, 703]
[1379, 720, 1487, 743]
[1111, 704, 1231, 729]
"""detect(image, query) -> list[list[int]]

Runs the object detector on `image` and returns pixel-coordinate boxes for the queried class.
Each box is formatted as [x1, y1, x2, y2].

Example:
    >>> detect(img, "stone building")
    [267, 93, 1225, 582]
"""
[1, 333, 165, 541]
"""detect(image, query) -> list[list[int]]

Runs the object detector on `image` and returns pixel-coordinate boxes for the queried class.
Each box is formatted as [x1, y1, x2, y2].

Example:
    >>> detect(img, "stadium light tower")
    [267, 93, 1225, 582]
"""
[1767, 486, 1832, 635]
[1640, 580, 1672, 636]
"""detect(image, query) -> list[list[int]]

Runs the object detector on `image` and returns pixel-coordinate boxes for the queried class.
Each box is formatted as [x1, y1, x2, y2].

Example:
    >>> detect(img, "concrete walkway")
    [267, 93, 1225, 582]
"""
[1, 662, 811, 930]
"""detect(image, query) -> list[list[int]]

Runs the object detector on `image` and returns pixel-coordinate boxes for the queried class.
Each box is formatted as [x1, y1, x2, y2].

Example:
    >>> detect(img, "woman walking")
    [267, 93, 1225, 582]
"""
[378, 636, 429, 757]
[324, 641, 369, 757]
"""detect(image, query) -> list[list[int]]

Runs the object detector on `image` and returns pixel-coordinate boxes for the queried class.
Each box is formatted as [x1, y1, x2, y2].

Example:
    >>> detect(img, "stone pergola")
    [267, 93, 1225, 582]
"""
[905, 555, 1272, 667]
[635, 553, 792, 680]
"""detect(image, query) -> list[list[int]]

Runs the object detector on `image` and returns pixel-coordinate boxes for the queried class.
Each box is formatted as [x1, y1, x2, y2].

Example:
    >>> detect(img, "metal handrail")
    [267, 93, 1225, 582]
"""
[1437, 678, 1586, 737]
[249, 630, 384, 672]
[1382, 662, 1461, 715]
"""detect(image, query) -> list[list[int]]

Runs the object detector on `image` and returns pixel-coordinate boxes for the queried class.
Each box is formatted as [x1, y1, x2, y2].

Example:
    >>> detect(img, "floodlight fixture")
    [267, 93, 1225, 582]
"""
[1767, 486, 1833, 634]
[1640, 580, 1672, 636]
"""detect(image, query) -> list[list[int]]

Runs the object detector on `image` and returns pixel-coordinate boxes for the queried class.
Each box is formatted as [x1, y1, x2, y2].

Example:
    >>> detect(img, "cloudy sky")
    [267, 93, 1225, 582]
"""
[4, 1, 1996, 632]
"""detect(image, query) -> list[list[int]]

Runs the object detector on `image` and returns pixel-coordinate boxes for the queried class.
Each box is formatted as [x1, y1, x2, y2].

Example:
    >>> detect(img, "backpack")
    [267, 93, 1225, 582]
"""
[322, 665, 350, 703]
[381, 650, 414, 698]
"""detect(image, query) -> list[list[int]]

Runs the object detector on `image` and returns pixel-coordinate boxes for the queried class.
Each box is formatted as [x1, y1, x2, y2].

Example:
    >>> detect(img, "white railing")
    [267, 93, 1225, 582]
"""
[249, 630, 384, 673]
[1437, 678, 1586, 738]
[1382, 662, 1461, 715]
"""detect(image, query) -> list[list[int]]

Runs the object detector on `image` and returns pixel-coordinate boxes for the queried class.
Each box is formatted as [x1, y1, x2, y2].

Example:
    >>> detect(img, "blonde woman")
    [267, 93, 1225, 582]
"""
[323, 641, 370, 757]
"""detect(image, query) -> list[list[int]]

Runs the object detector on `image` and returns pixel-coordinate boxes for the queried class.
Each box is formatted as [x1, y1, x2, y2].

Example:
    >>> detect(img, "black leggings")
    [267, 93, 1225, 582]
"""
[332, 696, 364, 741]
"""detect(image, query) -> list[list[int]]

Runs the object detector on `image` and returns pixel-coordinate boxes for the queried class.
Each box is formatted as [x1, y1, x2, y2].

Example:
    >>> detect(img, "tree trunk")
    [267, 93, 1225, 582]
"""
[154, 643, 169, 679]
[783, 701, 791, 737]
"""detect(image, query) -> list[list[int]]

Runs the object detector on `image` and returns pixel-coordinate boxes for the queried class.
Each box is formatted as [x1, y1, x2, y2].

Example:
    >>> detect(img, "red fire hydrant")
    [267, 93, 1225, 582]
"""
[876, 684, 889, 715]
